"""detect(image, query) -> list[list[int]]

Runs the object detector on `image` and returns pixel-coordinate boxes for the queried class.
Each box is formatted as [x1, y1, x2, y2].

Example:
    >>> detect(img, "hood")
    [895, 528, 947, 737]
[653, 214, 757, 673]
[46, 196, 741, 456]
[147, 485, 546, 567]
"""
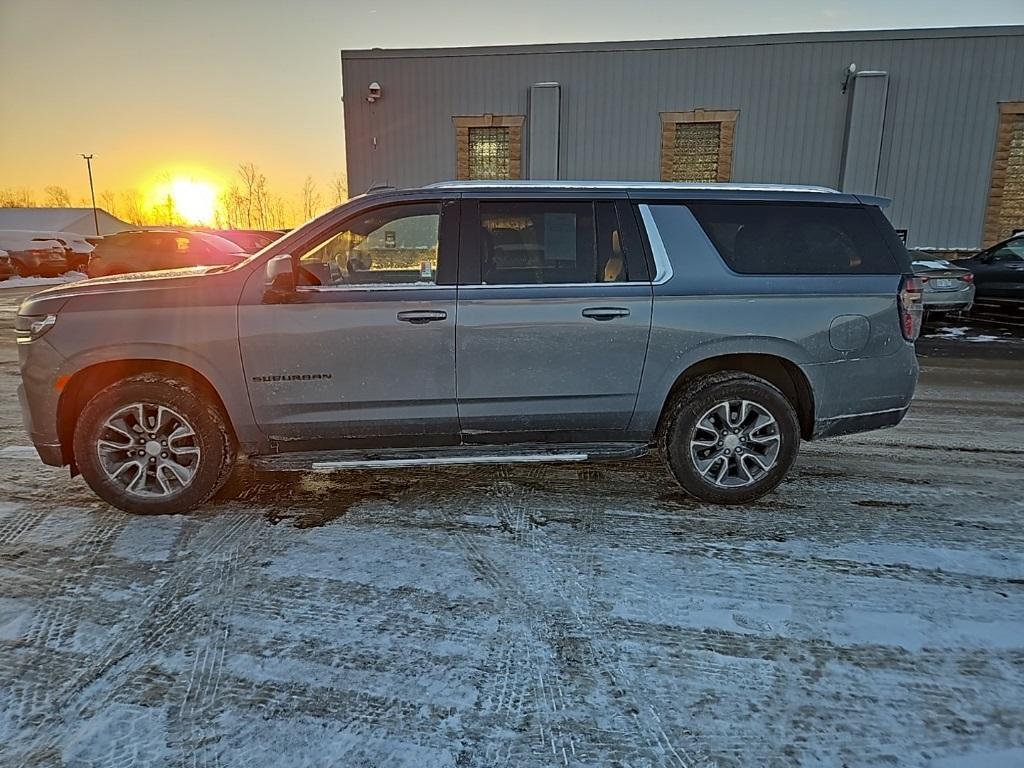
[18, 265, 241, 316]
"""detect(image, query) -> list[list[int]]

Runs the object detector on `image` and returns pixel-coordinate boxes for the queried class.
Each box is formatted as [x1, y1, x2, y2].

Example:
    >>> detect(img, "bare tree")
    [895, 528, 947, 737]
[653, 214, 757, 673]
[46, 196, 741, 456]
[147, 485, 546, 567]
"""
[300, 176, 322, 221]
[120, 190, 146, 226]
[0, 188, 36, 207]
[217, 185, 245, 229]
[44, 185, 72, 207]
[99, 190, 119, 217]
[237, 162, 271, 228]
[329, 172, 347, 205]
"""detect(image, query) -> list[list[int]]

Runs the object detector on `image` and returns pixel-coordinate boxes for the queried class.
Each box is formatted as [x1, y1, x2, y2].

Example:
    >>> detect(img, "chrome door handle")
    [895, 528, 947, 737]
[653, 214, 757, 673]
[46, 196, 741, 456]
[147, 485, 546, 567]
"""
[582, 307, 630, 321]
[397, 310, 447, 324]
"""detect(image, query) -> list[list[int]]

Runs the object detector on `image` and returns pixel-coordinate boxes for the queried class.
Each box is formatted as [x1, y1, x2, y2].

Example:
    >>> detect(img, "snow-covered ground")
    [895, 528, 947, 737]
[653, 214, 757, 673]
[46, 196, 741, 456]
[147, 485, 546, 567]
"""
[0, 271, 86, 290]
[0, 287, 1021, 767]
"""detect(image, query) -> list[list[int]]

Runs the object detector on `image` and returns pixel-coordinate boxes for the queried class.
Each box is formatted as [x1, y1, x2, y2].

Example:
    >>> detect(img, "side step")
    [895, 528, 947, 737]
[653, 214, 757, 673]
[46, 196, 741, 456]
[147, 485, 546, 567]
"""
[249, 442, 649, 473]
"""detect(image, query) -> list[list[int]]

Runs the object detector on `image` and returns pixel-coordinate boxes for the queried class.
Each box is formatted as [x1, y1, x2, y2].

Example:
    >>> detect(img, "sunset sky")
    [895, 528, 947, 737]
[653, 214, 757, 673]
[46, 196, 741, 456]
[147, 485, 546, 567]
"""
[2, 0, 1023, 218]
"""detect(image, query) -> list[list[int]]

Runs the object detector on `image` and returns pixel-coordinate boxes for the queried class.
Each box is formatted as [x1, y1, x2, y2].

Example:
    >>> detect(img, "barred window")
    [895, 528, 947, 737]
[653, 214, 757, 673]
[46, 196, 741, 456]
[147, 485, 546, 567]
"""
[668, 122, 721, 183]
[660, 110, 739, 184]
[468, 127, 511, 180]
[454, 115, 524, 180]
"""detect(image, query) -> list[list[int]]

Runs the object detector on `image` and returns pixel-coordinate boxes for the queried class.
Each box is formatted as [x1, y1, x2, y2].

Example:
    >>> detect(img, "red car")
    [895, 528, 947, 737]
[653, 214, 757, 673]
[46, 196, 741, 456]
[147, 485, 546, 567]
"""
[86, 230, 247, 278]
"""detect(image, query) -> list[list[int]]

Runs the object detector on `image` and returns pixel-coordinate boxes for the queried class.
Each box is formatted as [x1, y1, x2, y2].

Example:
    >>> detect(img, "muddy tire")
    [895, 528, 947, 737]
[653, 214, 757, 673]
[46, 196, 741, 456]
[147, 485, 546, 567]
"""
[73, 375, 236, 514]
[661, 372, 800, 505]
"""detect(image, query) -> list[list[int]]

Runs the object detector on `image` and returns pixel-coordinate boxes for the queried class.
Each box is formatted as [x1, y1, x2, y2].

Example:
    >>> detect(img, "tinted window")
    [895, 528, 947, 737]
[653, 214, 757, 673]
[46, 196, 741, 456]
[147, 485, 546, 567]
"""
[687, 203, 901, 275]
[478, 201, 627, 284]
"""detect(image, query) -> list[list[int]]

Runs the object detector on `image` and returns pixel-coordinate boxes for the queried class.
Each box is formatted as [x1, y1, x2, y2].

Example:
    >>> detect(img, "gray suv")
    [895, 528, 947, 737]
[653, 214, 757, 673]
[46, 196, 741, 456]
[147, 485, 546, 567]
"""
[16, 182, 921, 514]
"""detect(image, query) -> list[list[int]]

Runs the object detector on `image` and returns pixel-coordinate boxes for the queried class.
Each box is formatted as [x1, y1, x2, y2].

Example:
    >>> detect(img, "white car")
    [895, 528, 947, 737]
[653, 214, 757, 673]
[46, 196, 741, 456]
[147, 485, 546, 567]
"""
[910, 257, 975, 318]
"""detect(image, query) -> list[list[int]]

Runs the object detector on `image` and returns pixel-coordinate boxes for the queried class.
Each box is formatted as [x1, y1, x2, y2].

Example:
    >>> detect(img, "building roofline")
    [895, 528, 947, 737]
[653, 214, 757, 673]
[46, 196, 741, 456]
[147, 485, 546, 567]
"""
[341, 25, 1024, 60]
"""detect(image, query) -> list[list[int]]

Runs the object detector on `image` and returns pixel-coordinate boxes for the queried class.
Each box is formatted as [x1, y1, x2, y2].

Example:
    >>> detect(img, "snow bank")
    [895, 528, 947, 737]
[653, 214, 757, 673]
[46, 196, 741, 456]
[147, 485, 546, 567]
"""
[0, 272, 87, 289]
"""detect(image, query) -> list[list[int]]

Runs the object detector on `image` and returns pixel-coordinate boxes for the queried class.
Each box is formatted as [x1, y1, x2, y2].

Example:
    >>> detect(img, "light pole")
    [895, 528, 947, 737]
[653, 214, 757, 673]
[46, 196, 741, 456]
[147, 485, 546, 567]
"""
[81, 153, 99, 236]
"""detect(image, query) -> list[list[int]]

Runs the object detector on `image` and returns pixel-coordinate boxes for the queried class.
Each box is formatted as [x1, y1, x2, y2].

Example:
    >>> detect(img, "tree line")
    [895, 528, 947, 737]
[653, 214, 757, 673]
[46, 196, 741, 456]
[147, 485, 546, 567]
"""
[0, 163, 348, 229]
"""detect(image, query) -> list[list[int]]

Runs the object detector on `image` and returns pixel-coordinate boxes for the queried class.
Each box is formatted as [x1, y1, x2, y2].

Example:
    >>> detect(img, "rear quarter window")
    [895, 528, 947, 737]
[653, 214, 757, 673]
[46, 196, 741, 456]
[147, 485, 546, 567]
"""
[686, 202, 903, 275]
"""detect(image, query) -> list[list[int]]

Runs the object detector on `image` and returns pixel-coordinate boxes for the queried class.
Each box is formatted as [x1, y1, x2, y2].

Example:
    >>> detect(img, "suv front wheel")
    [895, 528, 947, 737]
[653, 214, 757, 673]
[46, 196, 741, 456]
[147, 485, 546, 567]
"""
[662, 372, 800, 504]
[73, 375, 236, 514]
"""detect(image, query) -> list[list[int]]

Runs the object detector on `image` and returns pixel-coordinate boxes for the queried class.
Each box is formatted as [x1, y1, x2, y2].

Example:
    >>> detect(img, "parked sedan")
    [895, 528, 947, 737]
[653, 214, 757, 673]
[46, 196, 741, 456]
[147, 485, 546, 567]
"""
[957, 233, 1024, 309]
[86, 229, 247, 278]
[0, 249, 14, 280]
[910, 256, 975, 318]
[0, 232, 68, 276]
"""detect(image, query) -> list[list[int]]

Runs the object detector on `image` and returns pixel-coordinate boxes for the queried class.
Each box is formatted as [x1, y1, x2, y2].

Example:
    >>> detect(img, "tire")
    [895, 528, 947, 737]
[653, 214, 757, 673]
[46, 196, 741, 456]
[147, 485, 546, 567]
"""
[661, 372, 800, 505]
[73, 375, 236, 514]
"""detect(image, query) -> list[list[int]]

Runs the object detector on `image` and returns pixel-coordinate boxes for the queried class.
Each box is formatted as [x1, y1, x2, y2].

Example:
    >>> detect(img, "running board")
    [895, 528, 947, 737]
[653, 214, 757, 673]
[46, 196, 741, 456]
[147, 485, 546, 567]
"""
[249, 442, 649, 473]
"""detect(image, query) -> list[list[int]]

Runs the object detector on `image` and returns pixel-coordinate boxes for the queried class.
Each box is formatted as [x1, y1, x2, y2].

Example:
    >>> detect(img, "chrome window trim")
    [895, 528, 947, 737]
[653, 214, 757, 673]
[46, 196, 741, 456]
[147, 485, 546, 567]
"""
[459, 282, 651, 289]
[638, 204, 674, 285]
[296, 283, 444, 292]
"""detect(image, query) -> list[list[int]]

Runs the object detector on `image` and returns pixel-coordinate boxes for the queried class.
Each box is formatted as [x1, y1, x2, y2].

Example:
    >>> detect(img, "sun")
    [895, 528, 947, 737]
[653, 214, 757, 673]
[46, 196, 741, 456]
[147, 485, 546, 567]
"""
[169, 179, 217, 224]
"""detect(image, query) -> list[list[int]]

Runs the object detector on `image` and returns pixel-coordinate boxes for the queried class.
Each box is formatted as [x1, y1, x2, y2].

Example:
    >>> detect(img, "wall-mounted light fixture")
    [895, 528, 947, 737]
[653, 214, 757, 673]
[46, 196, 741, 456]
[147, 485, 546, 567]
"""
[367, 82, 382, 103]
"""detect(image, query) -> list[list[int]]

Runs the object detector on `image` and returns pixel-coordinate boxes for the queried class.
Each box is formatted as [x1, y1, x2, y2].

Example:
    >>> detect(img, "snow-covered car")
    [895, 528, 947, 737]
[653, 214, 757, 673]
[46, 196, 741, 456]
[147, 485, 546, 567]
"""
[0, 249, 14, 280]
[910, 256, 975, 318]
[0, 232, 68, 277]
[0, 230, 97, 272]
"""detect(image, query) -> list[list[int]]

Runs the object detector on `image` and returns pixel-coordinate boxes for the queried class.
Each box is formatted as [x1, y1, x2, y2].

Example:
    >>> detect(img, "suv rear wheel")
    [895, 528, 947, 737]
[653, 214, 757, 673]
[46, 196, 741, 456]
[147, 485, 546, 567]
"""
[662, 372, 800, 504]
[73, 375, 235, 514]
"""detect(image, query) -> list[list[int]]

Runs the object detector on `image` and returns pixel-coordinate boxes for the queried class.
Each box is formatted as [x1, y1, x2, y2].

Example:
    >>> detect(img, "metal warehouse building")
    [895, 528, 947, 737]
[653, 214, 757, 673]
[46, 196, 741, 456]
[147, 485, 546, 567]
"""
[340, 26, 1024, 250]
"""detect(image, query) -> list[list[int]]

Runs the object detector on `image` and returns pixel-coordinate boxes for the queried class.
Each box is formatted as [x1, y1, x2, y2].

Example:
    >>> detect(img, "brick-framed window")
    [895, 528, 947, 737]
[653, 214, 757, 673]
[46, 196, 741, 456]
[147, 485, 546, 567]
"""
[983, 102, 1024, 246]
[660, 109, 739, 183]
[453, 114, 525, 180]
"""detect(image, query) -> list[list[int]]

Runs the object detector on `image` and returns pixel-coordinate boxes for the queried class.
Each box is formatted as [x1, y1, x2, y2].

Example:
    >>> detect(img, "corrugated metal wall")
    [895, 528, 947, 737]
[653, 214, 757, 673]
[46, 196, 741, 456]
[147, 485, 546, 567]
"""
[341, 28, 1024, 249]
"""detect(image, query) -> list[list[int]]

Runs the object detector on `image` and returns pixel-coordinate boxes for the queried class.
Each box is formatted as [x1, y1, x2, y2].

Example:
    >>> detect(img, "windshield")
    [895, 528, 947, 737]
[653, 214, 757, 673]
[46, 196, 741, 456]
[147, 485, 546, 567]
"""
[190, 231, 245, 254]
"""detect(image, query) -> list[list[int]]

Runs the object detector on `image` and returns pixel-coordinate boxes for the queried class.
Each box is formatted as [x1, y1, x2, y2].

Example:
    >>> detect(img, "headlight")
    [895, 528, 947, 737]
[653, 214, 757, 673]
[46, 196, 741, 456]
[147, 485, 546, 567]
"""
[15, 314, 57, 344]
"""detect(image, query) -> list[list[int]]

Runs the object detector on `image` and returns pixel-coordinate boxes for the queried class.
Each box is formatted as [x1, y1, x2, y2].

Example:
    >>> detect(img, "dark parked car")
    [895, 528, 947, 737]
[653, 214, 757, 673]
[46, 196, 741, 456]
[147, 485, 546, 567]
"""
[86, 230, 247, 278]
[910, 256, 975, 318]
[957, 233, 1024, 309]
[207, 229, 285, 254]
[17, 181, 921, 514]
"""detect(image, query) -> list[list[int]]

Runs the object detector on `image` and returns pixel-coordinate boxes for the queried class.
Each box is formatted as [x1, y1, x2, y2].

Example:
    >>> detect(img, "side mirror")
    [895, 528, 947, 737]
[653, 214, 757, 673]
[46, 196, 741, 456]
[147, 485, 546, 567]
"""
[265, 253, 295, 288]
[263, 253, 298, 303]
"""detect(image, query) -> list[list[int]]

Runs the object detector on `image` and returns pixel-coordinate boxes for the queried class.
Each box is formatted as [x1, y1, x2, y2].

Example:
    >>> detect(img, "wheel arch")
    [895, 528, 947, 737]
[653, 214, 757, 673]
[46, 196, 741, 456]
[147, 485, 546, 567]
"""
[57, 359, 237, 467]
[656, 353, 815, 440]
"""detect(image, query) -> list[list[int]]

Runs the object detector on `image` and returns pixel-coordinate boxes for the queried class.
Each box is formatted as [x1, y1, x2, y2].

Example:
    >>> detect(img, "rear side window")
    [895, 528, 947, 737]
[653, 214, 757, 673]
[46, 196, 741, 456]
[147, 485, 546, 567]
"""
[477, 201, 629, 284]
[687, 202, 901, 275]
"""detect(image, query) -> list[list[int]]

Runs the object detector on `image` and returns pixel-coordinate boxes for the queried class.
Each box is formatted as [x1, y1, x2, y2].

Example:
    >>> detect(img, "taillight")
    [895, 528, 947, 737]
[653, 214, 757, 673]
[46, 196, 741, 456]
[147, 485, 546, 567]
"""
[961, 273, 974, 283]
[898, 275, 924, 341]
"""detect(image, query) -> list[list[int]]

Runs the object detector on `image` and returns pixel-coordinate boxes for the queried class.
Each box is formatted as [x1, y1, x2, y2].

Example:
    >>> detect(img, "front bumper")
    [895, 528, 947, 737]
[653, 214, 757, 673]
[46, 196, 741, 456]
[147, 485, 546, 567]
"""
[17, 337, 67, 466]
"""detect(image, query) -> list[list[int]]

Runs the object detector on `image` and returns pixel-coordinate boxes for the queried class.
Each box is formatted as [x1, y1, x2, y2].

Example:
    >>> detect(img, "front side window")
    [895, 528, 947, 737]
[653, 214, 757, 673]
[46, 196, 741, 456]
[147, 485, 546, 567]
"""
[987, 239, 1024, 262]
[299, 203, 440, 286]
[684, 202, 901, 275]
[477, 201, 627, 285]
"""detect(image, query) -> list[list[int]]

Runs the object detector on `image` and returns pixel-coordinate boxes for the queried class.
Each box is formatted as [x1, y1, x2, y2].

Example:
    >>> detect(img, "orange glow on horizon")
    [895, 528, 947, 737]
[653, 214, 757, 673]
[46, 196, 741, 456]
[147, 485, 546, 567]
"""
[146, 173, 220, 225]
